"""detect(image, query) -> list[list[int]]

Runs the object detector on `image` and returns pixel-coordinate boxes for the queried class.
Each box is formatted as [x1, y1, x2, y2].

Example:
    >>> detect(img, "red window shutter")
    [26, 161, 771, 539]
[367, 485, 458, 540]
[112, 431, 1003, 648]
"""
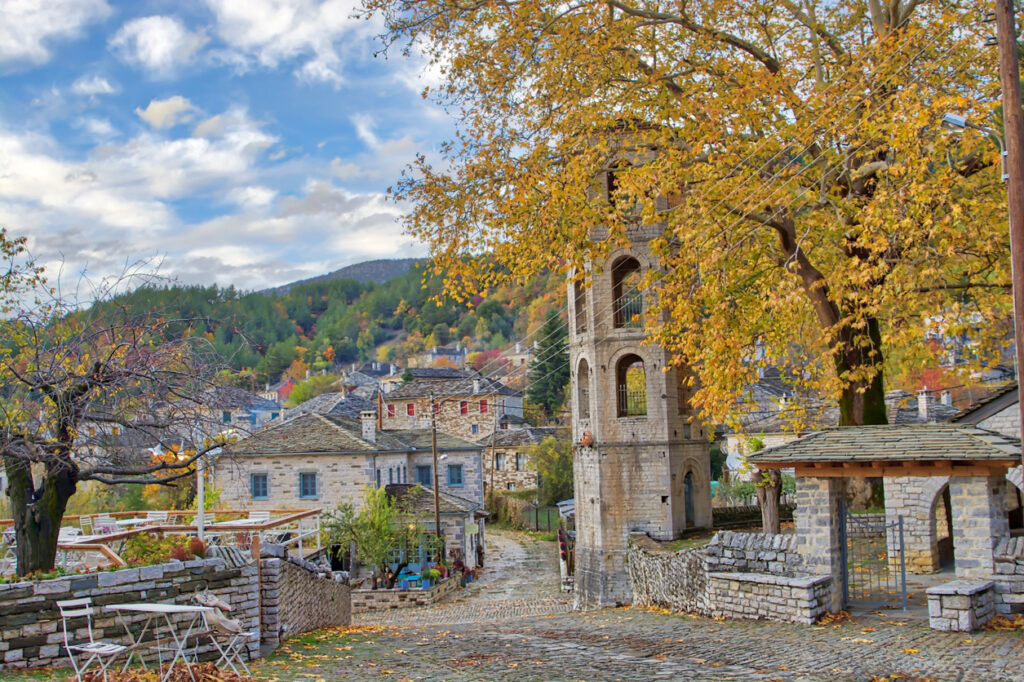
[407, 403, 415, 416]
[387, 404, 395, 418]
[480, 400, 488, 413]
[460, 401, 468, 415]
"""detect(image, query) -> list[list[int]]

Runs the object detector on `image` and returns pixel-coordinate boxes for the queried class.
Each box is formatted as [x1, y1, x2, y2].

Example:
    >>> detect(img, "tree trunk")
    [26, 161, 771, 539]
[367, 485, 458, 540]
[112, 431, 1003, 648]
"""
[756, 468, 782, 534]
[4, 455, 77, 576]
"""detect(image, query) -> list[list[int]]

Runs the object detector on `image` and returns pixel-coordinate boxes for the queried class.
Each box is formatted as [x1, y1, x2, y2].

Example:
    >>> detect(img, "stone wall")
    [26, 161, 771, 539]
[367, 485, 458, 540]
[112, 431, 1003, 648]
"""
[927, 580, 996, 632]
[704, 531, 803, 575]
[993, 536, 1024, 615]
[259, 556, 351, 648]
[0, 559, 259, 671]
[708, 572, 832, 625]
[626, 535, 710, 616]
[351, 575, 458, 613]
[627, 532, 830, 625]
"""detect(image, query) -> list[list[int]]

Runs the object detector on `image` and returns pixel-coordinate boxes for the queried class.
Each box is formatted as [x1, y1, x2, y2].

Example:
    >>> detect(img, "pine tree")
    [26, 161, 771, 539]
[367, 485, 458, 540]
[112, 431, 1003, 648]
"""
[526, 310, 569, 421]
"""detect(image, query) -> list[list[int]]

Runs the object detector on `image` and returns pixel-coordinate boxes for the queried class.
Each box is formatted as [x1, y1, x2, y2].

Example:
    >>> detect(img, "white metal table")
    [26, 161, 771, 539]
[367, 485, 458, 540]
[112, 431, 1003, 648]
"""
[106, 603, 213, 682]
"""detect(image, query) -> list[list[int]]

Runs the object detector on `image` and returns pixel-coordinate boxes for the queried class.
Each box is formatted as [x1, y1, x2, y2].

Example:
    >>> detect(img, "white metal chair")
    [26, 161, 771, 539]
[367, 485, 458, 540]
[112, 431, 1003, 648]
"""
[144, 511, 169, 525]
[247, 511, 270, 523]
[56, 597, 127, 682]
[93, 514, 118, 534]
[204, 610, 258, 676]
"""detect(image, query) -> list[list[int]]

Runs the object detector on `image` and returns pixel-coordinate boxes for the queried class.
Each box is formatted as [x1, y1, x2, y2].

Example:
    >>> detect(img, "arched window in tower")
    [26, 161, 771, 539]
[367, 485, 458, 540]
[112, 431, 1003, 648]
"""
[577, 359, 591, 419]
[616, 354, 647, 417]
[574, 280, 587, 334]
[606, 160, 629, 206]
[612, 257, 642, 328]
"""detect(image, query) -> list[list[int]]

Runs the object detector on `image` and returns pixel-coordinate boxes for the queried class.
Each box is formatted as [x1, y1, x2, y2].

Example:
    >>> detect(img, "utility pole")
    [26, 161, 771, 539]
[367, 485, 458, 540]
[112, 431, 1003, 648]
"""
[995, 0, 1024, 465]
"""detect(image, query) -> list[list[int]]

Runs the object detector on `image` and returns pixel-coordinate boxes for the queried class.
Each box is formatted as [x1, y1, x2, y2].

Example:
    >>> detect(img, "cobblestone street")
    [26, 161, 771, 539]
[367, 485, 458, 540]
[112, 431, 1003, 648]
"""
[253, 529, 1024, 681]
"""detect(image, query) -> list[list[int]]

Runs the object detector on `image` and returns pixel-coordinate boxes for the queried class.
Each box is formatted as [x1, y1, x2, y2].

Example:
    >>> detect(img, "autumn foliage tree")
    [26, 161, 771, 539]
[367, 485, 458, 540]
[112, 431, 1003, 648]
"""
[367, 0, 1010, 432]
[0, 237, 230, 575]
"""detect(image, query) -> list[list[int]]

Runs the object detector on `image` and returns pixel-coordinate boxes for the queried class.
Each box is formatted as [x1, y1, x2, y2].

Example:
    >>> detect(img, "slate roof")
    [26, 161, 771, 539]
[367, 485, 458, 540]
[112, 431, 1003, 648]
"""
[477, 426, 565, 448]
[747, 424, 1020, 465]
[951, 382, 1018, 424]
[223, 412, 482, 456]
[201, 387, 280, 411]
[385, 375, 520, 400]
[281, 392, 376, 421]
[385, 483, 480, 515]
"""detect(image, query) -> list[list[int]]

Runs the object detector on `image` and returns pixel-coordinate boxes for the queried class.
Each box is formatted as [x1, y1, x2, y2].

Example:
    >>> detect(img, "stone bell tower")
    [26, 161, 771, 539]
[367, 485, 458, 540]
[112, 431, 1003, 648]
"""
[569, 152, 713, 609]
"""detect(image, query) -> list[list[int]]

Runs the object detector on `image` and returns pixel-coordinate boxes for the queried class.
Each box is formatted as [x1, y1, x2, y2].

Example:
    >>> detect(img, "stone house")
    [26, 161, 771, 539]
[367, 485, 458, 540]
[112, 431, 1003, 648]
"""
[213, 411, 485, 510]
[381, 375, 523, 441]
[478, 426, 565, 494]
[385, 483, 486, 569]
[201, 386, 281, 431]
[379, 367, 476, 395]
[275, 391, 377, 423]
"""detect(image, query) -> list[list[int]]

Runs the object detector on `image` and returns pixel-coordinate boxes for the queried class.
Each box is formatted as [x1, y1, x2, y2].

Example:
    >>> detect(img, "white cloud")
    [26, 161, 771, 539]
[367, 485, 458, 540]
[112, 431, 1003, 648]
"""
[135, 96, 199, 130]
[227, 185, 277, 209]
[350, 114, 379, 148]
[71, 74, 118, 96]
[204, 0, 369, 86]
[0, 0, 110, 66]
[109, 16, 208, 79]
[76, 117, 117, 138]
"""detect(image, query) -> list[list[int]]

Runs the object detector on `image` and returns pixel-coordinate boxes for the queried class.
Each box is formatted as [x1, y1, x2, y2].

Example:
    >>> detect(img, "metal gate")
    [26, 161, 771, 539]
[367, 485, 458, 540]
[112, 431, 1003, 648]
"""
[840, 502, 907, 609]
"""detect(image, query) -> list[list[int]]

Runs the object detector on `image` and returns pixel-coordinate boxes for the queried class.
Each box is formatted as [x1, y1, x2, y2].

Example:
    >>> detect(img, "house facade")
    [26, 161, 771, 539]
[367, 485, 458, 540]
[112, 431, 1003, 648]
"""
[381, 375, 523, 441]
[213, 411, 485, 511]
[479, 426, 565, 494]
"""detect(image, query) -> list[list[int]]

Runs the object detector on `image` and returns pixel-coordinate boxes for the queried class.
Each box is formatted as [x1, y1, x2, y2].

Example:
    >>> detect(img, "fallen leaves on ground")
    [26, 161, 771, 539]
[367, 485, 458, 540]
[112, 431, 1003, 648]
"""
[77, 663, 249, 682]
[985, 614, 1024, 631]
[816, 610, 851, 625]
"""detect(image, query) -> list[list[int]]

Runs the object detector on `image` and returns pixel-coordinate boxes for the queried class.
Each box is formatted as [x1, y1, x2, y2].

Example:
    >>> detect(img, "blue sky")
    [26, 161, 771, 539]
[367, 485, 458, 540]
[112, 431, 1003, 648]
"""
[0, 0, 452, 291]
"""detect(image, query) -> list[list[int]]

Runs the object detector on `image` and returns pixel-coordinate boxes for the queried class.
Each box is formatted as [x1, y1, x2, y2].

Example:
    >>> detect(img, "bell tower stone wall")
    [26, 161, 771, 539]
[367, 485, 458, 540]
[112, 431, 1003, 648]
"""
[570, 224, 712, 608]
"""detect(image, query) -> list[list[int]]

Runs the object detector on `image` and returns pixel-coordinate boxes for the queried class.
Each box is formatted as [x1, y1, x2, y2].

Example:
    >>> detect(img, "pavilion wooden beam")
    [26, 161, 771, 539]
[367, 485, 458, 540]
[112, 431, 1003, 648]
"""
[763, 459, 1022, 477]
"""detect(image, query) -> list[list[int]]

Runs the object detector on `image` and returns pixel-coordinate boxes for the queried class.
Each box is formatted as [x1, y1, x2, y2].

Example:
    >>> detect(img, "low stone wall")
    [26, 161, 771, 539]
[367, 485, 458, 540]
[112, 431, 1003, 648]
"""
[705, 531, 803, 575]
[992, 536, 1024, 615]
[0, 558, 259, 670]
[351, 576, 458, 613]
[708, 572, 832, 625]
[927, 580, 995, 632]
[626, 535, 710, 616]
[260, 557, 351, 648]
[628, 531, 830, 624]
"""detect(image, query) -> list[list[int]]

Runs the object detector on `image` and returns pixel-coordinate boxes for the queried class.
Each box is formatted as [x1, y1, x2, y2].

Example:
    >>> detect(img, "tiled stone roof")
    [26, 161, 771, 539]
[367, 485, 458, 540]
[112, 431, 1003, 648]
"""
[748, 424, 1020, 465]
[951, 382, 1019, 424]
[202, 386, 280, 410]
[280, 392, 376, 421]
[385, 375, 520, 400]
[476, 426, 565, 447]
[223, 412, 482, 456]
[385, 483, 479, 515]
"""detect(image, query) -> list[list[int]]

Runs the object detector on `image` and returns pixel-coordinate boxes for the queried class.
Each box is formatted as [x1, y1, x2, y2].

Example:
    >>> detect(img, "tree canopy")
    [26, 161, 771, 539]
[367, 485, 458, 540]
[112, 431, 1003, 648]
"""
[526, 310, 570, 420]
[368, 0, 1010, 427]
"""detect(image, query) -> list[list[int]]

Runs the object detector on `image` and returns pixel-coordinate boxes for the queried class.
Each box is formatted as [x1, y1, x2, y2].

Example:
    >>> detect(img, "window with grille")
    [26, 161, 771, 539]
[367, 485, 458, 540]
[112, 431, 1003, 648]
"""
[299, 472, 318, 498]
[515, 453, 525, 471]
[447, 464, 464, 487]
[251, 473, 268, 500]
[416, 465, 433, 486]
[612, 257, 643, 328]
[616, 354, 647, 417]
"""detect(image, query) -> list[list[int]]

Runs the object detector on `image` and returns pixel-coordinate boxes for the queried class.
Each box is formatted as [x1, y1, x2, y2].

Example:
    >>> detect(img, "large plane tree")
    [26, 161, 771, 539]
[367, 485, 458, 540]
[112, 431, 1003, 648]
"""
[367, 0, 1010, 432]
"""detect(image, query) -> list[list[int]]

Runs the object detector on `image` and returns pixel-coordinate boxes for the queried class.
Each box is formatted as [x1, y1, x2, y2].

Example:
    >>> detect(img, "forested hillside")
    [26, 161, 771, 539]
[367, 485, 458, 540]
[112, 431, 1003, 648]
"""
[96, 261, 565, 386]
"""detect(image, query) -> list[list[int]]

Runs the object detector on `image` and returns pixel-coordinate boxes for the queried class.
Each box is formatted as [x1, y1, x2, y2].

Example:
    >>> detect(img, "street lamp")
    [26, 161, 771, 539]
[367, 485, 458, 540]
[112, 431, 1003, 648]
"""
[941, 113, 1008, 181]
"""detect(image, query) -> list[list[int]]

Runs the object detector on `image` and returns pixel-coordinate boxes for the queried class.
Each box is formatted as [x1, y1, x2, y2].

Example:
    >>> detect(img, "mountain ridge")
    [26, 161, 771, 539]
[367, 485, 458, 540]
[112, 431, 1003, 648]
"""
[261, 257, 424, 295]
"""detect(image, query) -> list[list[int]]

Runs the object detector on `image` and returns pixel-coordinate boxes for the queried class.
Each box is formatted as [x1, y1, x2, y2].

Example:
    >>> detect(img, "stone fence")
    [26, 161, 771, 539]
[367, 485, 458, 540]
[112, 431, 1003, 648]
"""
[628, 531, 832, 625]
[993, 536, 1024, 616]
[260, 555, 352, 648]
[351, 576, 459, 613]
[0, 558, 259, 670]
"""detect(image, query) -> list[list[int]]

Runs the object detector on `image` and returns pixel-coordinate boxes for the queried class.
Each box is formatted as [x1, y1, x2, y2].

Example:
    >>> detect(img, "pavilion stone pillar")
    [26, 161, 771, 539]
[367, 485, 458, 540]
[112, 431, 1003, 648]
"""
[794, 476, 845, 612]
[949, 475, 1009, 578]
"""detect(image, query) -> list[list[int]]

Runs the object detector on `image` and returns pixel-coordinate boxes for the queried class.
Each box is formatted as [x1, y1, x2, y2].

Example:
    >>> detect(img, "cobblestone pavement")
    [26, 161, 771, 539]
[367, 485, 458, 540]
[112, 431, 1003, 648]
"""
[354, 528, 573, 626]
[251, 529, 1023, 681]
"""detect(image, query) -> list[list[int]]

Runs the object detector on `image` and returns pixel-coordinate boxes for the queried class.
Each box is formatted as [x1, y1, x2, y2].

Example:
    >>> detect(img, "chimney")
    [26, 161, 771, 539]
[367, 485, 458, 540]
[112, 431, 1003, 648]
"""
[940, 390, 953, 406]
[390, 363, 397, 376]
[360, 410, 376, 443]
[515, 342, 521, 353]
[473, 378, 481, 394]
[917, 386, 934, 421]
